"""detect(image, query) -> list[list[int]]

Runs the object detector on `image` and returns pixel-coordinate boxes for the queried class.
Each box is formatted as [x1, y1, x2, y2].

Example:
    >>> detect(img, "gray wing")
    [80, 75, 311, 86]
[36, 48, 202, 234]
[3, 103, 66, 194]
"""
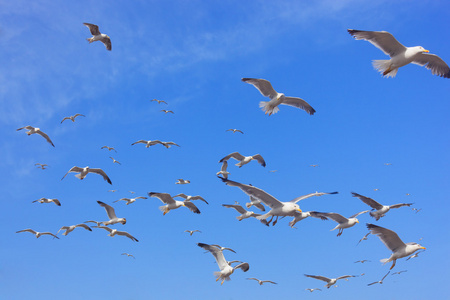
[74, 113, 85, 118]
[83, 23, 101, 35]
[281, 97, 316, 115]
[41, 232, 59, 239]
[35, 130, 55, 147]
[381, 271, 390, 281]
[116, 231, 138, 242]
[184, 201, 201, 214]
[89, 168, 112, 184]
[412, 53, 450, 78]
[61, 117, 70, 123]
[241, 78, 278, 99]
[222, 204, 248, 214]
[75, 224, 92, 231]
[220, 161, 228, 172]
[366, 223, 406, 252]
[16, 229, 37, 234]
[316, 212, 348, 224]
[173, 193, 188, 199]
[131, 140, 148, 145]
[261, 280, 277, 284]
[134, 196, 148, 200]
[61, 166, 84, 180]
[148, 192, 176, 205]
[218, 177, 283, 209]
[351, 192, 383, 210]
[252, 154, 266, 167]
[97, 201, 117, 219]
[101, 37, 112, 51]
[350, 210, 369, 218]
[219, 152, 245, 163]
[251, 197, 266, 211]
[16, 125, 34, 131]
[211, 245, 236, 253]
[290, 191, 338, 204]
[389, 203, 413, 209]
[234, 262, 250, 272]
[51, 199, 61, 206]
[93, 225, 113, 233]
[198, 243, 229, 271]
[347, 29, 406, 57]
[336, 275, 355, 281]
[304, 274, 331, 283]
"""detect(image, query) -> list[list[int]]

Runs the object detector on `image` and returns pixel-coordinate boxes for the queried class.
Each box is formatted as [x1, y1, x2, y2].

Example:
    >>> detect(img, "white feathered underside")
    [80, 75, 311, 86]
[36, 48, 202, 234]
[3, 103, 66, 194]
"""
[380, 258, 390, 264]
[214, 271, 231, 280]
[372, 60, 399, 77]
[159, 205, 167, 212]
[259, 101, 280, 115]
[75, 173, 83, 179]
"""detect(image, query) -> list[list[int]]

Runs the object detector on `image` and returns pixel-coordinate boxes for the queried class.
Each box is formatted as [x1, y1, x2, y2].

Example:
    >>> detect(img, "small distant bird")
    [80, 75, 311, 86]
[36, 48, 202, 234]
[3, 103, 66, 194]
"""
[384, 163, 392, 166]
[61, 166, 112, 185]
[222, 204, 263, 221]
[216, 161, 230, 179]
[16, 229, 59, 239]
[412, 208, 422, 213]
[97, 201, 126, 225]
[309, 164, 319, 167]
[131, 140, 165, 148]
[184, 230, 201, 236]
[406, 250, 425, 261]
[304, 274, 356, 289]
[109, 157, 121, 165]
[17, 126, 55, 147]
[352, 192, 413, 221]
[160, 110, 174, 114]
[226, 129, 244, 134]
[406, 193, 411, 196]
[315, 210, 369, 236]
[367, 223, 426, 269]
[108, 190, 118, 193]
[129, 191, 136, 194]
[245, 195, 265, 211]
[373, 188, 380, 191]
[175, 179, 190, 184]
[357, 232, 371, 245]
[305, 288, 322, 292]
[368, 271, 390, 286]
[121, 253, 135, 258]
[101, 146, 117, 152]
[93, 226, 138, 242]
[354, 260, 371, 263]
[219, 152, 266, 168]
[57, 224, 92, 236]
[149, 192, 201, 215]
[160, 141, 180, 148]
[268, 170, 278, 173]
[246, 278, 277, 285]
[61, 113, 85, 124]
[173, 194, 208, 204]
[150, 99, 167, 104]
[35, 163, 48, 170]
[242, 78, 316, 115]
[83, 23, 111, 51]
[113, 197, 147, 205]
[347, 29, 450, 78]
[392, 270, 407, 275]
[32, 198, 61, 206]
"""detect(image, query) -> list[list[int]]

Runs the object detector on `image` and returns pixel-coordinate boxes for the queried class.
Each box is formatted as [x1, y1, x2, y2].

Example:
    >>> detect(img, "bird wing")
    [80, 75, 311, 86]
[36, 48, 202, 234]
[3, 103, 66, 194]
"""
[350, 210, 369, 218]
[234, 262, 250, 272]
[41, 232, 59, 239]
[220, 161, 228, 172]
[304, 274, 331, 283]
[389, 203, 413, 209]
[35, 130, 55, 147]
[219, 152, 245, 163]
[148, 192, 176, 204]
[412, 53, 450, 78]
[211, 245, 236, 253]
[262, 280, 277, 284]
[317, 212, 348, 224]
[253, 201, 266, 212]
[83, 23, 101, 35]
[116, 231, 138, 242]
[290, 191, 338, 203]
[16, 229, 37, 234]
[309, 211, 328, 220]
[184, 201, 201, 214]
[351, 192, 383, 210]
[347, 29, 407, 57]
[131, 140, 148, 145]
[89, 168, 112, 184]
[198, 243, 229, 270]
[173, 193, 188, 199]
[241, 78, 278, 99]
[93, 226, 113, 233]
[61, 117, 70, 123]
[366, 223, 406, 252]
[190, 196, 208, 204]
[367, 281, 378, 286]
[222, 204, 247, 214]
[97, 201, 118, 219]
[51, 199, 61, 206]
[75, 224, 92, 231]
[61, 166, 84, 180]
[134, 196, 148, 200]
[74, 113, 85, 118]
[247, 278, 259, 282]
[381, 271, 390, 281]
[235, 130, 244, 134]
[218, 177, 283, 209]
[252, 154, 266, 167]
[101, 37, 112, 51]
[16, 125, 34, 131]
[281, 97, 316, 115]
[336, 275, 354, 281]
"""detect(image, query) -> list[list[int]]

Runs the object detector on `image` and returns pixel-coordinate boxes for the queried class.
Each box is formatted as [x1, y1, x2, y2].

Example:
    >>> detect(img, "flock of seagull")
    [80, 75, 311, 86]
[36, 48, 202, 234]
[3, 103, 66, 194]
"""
[15, 23, 447, 293]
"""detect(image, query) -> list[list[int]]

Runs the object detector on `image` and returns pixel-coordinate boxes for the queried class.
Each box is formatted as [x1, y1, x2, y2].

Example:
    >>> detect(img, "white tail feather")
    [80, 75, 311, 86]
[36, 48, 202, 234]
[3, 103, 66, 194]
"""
[380, 258, 390, 264]
[259, 101, 280, 115]
[372, 60, 398, 78]
[75, 173, 83, 179]
[245, 202, 252, 208]
[159, 205, 167, 212]
[256, 213, 270, 220]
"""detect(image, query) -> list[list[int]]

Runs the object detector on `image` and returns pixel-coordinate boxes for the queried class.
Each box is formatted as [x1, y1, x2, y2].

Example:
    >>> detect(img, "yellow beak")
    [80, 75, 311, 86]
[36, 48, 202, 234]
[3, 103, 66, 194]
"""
[424, 49, 430, 53]
[420, 246, 426, 250]
[297, 208, 302, 213]
[356, 220, 359, 223]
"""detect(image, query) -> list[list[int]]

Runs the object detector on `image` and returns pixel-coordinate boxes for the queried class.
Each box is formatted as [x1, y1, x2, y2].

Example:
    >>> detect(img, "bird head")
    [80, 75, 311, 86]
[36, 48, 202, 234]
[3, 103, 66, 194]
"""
[121, 218, 127, 225]
[419, 46, 429, 53]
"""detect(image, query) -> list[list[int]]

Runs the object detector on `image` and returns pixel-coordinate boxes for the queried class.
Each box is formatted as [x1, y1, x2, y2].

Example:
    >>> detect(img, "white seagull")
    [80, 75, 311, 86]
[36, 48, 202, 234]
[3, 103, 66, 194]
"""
[305, 288, 322, 292]
[84, 23, 111, 51]
[113, 197, 147, 205]
[61, 166, 112, 185]
[242, 78, 316, 115]
[93, 226, 138, 242]
[131, 140, 165, 148]
[61, 113, 85, 124]
[354, 260, 371, 263]
[109, 157, 121, 165]
[367, 271, 390, 286]
[101, 146, 117, 152]
[160, 110, 174, 114]
[316, 210, 369, 236]
[222, 204, 264, 221]
[367, 223, 426, 269]
[150, 99, 167, 104]
[357, 232, 371, 245]
[17, 126, 55, 147]
[32, 198, 61, 206]
[57, 224, 92, 236]
[246, 278, 277, 285]
[35, 163, 48, 170]
[245, 195, 266, 211]
[198, 243, 249, 285]
[121, 253, 135, 258]
[347, 29, 450, 78]
[175, 179, 190, 184]
[97, 201, 126, 225]
[184, 230, 202, 236]
[352, 192, 413, 221]
[149, 192, 201, 215]
[173, 193, 208, 204]
[304, 274, 356, 289]
[16, 229, 59, 239]
[226, 129, 244, 134]
[219, 152, 266, 168]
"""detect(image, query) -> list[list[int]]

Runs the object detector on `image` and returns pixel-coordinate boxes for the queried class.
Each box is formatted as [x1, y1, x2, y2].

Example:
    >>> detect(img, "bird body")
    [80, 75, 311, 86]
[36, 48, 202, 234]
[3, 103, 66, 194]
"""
[84, 23, 111, 51]
[32, 198, 61, 206]
[219, 152, 266, 168]
[17, 126, 55, 147]
[61, 166, 112, 184]
[316, 211, 368, 236]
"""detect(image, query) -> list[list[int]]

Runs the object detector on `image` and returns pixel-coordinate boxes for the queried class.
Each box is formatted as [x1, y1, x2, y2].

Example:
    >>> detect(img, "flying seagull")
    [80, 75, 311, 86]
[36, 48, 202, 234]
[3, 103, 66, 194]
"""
[315, 210, 369, 236]
[245, 195, 265, 211]
[160, 110, 174, 114]
[347, 29, 450, 78]
[366, 223, 426, 269]
[32, 198, 61, 206]
[61, 114, 85, 124]
[222, 204, 264, 221]
[17, 126, 55, 147]
[197, 243, 249, 285]
[35, 163, 48, 170]
[226, 129, 244, 134]
[219, 152, 266, 168]
[101, 146, 117, 152]
[246, 278, 277, 285]
[304, 274, 356, 289]
[113, 197, 147, 205]
[392, 270, 407, 275]
[93, 226, 138, 242]
[173, 194, 208, 204]
[61, 166, 112, 185]
[216, 161, 230, 179]
[150, 99, 167, 104]
[121, 253, 135, 258]
[175, 179, 190, 184]
[83, 23, 111, 51]
[288, 211, 328, 228]
[108, 190, 118, 193]
[368, 271, 390, 286]
[354, 260, 371, 264]
[149, 192, 201, 215]
[184, 230, 202, 236]
[97, 201, 126, 225]
[357, 232, 371, 245]
[57, 224, 92, 236]
[352, 192, 413, 221]
[109, 157, 121, 165]
[406, 250, 425, 261]
[16, 229, 59, 239]
[242, 78, 316, 115]
[305, 288, 322, 292]
[131, 140, 165, 148]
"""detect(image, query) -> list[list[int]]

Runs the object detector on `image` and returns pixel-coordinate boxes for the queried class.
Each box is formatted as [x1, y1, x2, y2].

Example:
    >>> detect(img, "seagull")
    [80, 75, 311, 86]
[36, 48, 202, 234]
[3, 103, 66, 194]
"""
[160, 141, 180, 148]
[268, 170, 278, 173]
[17, 126, 55, 147]
[16, 229, 59, 239]
[197, 243, 249, 285]
[61, 114, 85, 124]
[354, 260, 371, 264]
[32, 198, 61, 206]
[368, 271, 390, 286]
[406, 250, 425, 261]
[219, 152, 266, 168]
[175, 179, 190, 184]
[384, 163, 392, 166]
[160, 110, 174, 114]
[222, 204, 264, 221]
[357, 232, 371, 245]
[216, 161, 230, 179]
[93, 226, 138, 242]
[412, 208, 422, 213]
[305, 288, 322, 292]
[61, 166, 112, 185]
[348, 29, 449, 78]
[288, 211, 328, 228]
[149, 192, 201, 214]
[226, 129, 244, 134]
[131, 140, 165, 148]
[245, 196, 266, 211]
[392, 270, 407, 275]
[210, 244, 237, 253]
[242, 78, 316, 115]
[83, 23, 111, 51]
[173, 194, 208, 204]
[113, 197, 147, 205]
[108, 190, 118, 193]
[97, 201, 126, 225]
[315, 210, 369, 236]
[109, 157, 121, 165]
[129, 191, 136, 194]
[367, 223, 426, 269]
[101, 146, 117, 152]
[352, 192, 413, 221]
[121, 253, 135, 258]
[184, 230, 202, 236]
[35, 163, 48, 170]
[57, 224, 92, 236]
[304, 274, 356, 289]
[246, 278, 277, 285]
[150, 99, 167, 104]
[373, 188, 380, 191]
[309, 164, 319, 167]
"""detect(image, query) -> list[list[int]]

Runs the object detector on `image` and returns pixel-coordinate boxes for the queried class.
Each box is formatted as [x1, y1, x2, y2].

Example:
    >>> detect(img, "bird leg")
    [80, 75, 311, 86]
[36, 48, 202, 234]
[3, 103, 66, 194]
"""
[390, 260, 396, 270]
[383, 67, 392, 76]
[163, 208, 170, 215]
[266, 216, 274, 225]
[272, 216, 279, 226]
[337, 229, 343, 237]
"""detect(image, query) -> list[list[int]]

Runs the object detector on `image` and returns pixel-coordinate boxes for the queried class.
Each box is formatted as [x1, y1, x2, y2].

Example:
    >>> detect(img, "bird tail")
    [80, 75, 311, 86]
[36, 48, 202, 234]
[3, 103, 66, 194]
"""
[75, 173, 83, 179]
[372, 60, 398, 78]
[259, 101, 279, 115]
[380, 258, 390, 265]
[159, 205, 167, 212]
[256, 213, 270, 220]
[214, 272, 222, 280]
[86, 38, 93, 43]
[245, 202, 252, 208]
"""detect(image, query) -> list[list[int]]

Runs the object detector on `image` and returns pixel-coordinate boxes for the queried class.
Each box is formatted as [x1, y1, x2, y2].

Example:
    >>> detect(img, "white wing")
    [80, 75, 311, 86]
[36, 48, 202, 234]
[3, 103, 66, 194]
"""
[35, 129, 55, 147]
[347, 29, 407, 57]
[290, 191, 338, 204]
[16, 229, 37, 235]
[93, 226, 113, 233]
[222, 204, 248, 214]
[184, 201, 201, 214]
[252, 154, 266, 167]
[75, 224, 92, 231]
[241, 78, 278, 99]
[61, 166, 84, 180]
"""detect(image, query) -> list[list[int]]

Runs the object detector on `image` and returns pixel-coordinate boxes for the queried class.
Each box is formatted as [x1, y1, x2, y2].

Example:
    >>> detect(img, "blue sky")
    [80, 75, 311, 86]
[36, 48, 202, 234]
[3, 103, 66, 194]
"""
[1, 0, 449, 299]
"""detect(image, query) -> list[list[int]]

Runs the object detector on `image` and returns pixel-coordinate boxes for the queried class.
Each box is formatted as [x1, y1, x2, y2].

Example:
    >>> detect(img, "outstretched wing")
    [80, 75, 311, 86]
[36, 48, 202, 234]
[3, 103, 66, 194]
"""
[198, 243, 229, 271]
[83, 23, 101, 35]
[304, 274, 331, 283]
[219, 152, 245, 163]
[389, 203, 413, 209]
[366, 223, 406, 252]
[412, 53, 450, 78]
[242, 78, 278, 99]
[184, 201, 201, 214]
[61, 166, 83, 180]
[89, 168, 112, 184]
[97, 201, 118, 220]
[36, 130, 55, 147]
[222, 204, 247, 214]
[290, 191, 338, 204]
[148, 192, 176, 205]
[281, 97, 316, 115]
[350, 210, 369, 218]
[234, 262, 250, 272]
[116, 231, 138, 242]
[252, 154, 266, 167]
[351, 192, 383, 210]
[347, 29, 406, 57]
[315, 212, 348, 224]
[131, 140, 148, 145]
[75, 224, 92, 231]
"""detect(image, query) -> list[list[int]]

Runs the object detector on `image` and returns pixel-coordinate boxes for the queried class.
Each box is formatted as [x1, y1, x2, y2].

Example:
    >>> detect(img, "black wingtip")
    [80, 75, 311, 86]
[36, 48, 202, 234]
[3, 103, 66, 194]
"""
[97, 200, 105, 205]
[329, 191, 339, 195]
